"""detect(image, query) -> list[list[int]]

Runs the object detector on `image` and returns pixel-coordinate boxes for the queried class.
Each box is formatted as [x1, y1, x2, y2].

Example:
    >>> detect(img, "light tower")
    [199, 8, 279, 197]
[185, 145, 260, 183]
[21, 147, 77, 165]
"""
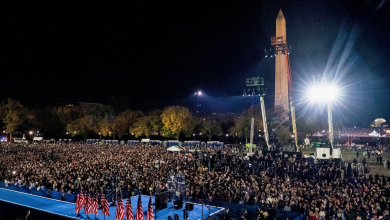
[243, 77, 270, 150]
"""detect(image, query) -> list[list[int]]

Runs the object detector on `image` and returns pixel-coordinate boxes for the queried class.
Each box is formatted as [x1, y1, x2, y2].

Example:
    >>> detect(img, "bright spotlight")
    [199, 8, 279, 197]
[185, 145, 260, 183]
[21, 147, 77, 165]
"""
[307, 83, 339, 103]
[198, 91, 202, 95]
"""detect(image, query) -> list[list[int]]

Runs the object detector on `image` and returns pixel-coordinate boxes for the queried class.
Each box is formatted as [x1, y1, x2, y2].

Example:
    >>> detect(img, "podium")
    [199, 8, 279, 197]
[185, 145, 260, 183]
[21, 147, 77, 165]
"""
[173, 199, 183, 209]
[185, 203, 194, 211]
[156, 193, 168, 209]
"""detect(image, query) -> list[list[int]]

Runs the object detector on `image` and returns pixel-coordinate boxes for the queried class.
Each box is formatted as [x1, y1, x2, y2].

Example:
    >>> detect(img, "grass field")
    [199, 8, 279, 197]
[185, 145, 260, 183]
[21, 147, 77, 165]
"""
[302, 148, 362, 159]
[301, 148, 390, 176]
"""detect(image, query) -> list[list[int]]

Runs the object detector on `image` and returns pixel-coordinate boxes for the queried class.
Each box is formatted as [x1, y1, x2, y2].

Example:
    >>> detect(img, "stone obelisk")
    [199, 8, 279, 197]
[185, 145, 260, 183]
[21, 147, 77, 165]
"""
[274, 9, 289, 110]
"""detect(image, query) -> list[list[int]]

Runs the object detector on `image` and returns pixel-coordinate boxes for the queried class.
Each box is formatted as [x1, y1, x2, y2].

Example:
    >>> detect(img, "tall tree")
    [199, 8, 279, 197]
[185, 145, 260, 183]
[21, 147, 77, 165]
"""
[114, 110, 143, 138]
[0, 99, 29, 141]
[241, 105, 263, 131]
[52, 106, 81, 131]
[67, 115, 96, 141]
[230, 117, 251, 143]
[275, 125, 291, 146]
[201, 120, 222, 141]
[132, 110, 162, 138]
[161, 106, 195, 139]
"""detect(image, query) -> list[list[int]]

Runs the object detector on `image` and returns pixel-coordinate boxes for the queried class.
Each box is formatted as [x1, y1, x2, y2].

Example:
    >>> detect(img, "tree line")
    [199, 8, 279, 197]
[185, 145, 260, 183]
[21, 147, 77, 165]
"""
[0, 98, 332, 144]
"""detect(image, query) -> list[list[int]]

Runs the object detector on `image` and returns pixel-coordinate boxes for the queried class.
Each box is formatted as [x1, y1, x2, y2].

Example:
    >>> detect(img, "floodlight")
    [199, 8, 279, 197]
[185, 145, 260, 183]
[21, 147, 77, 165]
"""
[307, 83, 339, 103]
[305, 81, 340, 152]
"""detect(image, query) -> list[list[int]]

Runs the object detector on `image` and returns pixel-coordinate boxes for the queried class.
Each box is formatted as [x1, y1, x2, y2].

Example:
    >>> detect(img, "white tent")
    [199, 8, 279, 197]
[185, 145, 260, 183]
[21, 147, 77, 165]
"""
[167, 146, 183, 152]
[312, 131, 324, 137]
[33, 137, 43, 141]
[369, 130, 379, 137]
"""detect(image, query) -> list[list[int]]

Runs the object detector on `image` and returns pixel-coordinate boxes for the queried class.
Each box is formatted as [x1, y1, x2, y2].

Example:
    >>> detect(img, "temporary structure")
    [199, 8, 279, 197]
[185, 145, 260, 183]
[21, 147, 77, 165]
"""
[167, 146, 183, 152]
[368, 130, 379, 137]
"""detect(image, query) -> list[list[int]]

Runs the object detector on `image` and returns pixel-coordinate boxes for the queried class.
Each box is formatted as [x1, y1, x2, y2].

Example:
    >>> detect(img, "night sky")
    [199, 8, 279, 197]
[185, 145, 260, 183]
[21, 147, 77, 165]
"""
[1, 1, 389, 126]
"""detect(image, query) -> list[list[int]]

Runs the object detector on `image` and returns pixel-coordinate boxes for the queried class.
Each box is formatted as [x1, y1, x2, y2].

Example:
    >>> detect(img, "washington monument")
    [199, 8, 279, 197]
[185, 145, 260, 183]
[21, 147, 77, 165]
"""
[273, 9, 290, 110]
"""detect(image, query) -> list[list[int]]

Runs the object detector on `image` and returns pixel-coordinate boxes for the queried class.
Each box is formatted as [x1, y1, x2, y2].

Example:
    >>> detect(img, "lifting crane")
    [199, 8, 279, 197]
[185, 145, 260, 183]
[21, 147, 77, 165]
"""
[243, 77, 270, 150]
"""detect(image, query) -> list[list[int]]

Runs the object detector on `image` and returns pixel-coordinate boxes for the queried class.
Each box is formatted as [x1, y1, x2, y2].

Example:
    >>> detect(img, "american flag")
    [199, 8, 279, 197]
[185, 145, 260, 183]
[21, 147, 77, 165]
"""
[115, 199, 125, 220]
[136, 194, 144, 220]
[92, 196, 99, 216]
[75, 192, 85, 213]
[126, 197, 134, 220]
[84, 193, 91, 214]
[75, 192, 80, 213]
[88, 194, 94, 214]
[101, 194, 110, 217]
[146, 195, 154, 220]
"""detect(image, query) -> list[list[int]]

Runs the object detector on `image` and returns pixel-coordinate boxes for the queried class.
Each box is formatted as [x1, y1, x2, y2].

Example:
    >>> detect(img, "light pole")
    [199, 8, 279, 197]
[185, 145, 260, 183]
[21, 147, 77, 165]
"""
[307, 83, 339, 152]
[260, 95, 270, 150]
[194, 91, 202, 114]
[225, 134, 229, 144]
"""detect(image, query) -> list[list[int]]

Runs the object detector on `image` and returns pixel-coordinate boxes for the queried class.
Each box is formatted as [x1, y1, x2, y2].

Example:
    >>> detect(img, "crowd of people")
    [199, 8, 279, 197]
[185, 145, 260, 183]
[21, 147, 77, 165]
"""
[1, 142, 390, 220]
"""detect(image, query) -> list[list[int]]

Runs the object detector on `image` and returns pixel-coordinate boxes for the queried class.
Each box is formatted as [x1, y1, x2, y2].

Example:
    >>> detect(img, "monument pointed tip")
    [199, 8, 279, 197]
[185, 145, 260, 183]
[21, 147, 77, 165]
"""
[277, 9, 284, 18]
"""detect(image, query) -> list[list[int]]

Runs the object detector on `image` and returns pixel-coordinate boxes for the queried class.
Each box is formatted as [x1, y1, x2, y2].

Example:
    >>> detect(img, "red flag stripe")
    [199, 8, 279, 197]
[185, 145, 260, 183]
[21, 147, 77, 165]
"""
[116, 200, 125, 220]
[75, 193, 80, 213]
[101, 195, 110, 217]
[136, 194, 144, 220]
[126, 198, 134, 220]
[84, 194, 91, 214]
[75, 192, 84, 213]
[147, 195, 154, 220]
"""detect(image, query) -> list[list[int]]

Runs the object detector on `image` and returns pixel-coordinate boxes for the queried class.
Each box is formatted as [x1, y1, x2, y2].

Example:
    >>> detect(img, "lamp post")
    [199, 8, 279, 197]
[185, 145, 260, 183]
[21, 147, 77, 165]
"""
[307, 82, 339, 152]
[225, 134, 229, 144]
[194, 91, 202, 114]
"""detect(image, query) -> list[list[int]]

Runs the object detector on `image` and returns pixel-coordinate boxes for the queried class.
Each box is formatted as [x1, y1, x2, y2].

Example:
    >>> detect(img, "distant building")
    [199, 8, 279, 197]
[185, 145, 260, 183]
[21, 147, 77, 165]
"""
[52, 102, 104, 116]
[371, 118, 386, 127]
[60, 102, 103, 107]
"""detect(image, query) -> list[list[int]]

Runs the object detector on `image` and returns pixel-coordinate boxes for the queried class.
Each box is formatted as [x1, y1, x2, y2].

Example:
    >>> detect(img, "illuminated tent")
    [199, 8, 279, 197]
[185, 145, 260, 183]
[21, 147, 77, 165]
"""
[312, 131, 324, 137]
[167, 146, 183, 152]
[369, 130, 379, 137]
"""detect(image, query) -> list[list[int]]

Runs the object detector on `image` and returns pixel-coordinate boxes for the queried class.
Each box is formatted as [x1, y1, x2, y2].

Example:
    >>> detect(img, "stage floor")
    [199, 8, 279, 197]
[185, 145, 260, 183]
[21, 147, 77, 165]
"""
[0, 188, 224, 220]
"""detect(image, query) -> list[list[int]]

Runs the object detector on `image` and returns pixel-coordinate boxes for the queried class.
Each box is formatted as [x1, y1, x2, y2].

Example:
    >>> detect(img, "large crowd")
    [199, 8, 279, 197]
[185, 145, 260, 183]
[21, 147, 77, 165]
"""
[1, 142, 390, 220]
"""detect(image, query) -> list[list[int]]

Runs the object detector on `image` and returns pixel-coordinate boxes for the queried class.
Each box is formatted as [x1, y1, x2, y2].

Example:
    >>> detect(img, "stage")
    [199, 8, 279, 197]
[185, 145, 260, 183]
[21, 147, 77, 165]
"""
[0, 188, 224, 220]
